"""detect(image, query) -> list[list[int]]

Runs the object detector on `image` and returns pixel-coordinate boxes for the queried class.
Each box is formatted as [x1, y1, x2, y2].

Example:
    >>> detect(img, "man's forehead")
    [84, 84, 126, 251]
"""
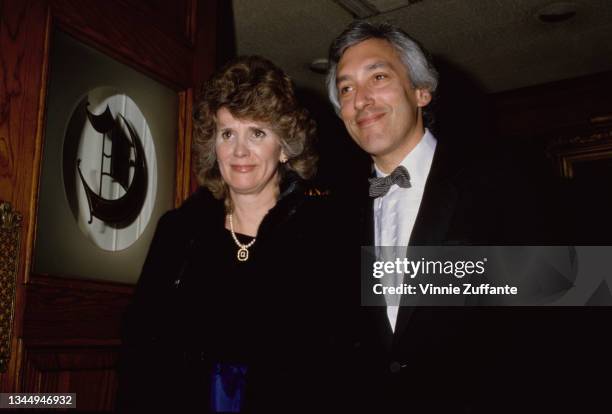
[337, 40, 401, 76]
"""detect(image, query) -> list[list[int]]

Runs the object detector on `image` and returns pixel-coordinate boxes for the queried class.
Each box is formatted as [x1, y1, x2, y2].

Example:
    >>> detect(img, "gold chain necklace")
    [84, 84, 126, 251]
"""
[228, 213, 256, 262]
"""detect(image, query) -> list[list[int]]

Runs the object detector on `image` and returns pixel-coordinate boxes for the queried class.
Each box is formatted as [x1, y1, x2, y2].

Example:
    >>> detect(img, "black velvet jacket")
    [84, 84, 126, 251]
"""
[117, 178, 339, 413]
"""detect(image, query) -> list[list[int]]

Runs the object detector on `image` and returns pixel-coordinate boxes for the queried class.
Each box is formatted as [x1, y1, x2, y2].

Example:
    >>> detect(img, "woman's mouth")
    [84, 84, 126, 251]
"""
[231, 165, 256, 173]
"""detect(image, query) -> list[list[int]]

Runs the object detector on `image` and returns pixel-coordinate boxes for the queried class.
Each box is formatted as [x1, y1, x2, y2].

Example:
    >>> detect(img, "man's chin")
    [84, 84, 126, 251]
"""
[362, 144, 392, 159]
[354, 135, 390, 154]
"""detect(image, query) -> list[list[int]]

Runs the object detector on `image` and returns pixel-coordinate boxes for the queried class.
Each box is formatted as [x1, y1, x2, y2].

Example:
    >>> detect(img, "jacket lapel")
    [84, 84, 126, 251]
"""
[408, 143, 460, 246]
[394, 143, 461, 342]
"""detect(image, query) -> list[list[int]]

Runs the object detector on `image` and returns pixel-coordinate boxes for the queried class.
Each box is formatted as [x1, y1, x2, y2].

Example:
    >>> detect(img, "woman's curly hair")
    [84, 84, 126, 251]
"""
[192, 55, 318, 202]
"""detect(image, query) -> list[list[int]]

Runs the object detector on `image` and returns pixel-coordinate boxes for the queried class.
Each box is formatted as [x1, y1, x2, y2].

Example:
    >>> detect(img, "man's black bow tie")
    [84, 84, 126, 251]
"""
[368, 165, 411, 198]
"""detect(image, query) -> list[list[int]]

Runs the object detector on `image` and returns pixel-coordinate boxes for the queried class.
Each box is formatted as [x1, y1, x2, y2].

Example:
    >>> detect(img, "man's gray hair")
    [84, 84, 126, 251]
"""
[326, 21, 439, 116]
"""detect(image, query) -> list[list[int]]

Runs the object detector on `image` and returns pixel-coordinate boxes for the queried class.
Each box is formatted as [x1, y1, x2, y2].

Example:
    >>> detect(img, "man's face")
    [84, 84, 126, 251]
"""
[336, 38, 431, 172]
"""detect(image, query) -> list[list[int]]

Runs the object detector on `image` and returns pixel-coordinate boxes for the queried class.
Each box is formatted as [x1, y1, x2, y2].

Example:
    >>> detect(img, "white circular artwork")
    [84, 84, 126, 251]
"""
[63, 87, 157, 251]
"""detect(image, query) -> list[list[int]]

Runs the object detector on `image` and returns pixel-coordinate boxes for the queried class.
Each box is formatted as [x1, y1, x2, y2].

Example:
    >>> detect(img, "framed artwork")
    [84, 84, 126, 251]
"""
[547, 116, 612, 180]
[33, 30, 178, 283]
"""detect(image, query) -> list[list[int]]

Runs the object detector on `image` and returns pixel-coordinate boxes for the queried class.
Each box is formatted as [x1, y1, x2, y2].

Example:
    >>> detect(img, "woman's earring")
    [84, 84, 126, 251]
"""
[280, 154, 288, 164]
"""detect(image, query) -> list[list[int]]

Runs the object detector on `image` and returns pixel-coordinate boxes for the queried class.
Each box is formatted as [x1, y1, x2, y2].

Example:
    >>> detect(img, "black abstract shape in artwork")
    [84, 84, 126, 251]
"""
[76, 103, 148, 228]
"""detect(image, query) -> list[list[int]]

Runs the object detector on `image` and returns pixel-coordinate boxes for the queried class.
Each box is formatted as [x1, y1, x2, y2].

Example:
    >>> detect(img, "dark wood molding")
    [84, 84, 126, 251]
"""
[0, 0, 50, 391]
[177, 90, 194, 206]
[115, 0, 197, 45]
[193, 0, 219, 90]
[50, 0, 194, 90]
[19, 275, 133, 410]
[21, 344, 119, 410]
[23, 275, 133, 345]
[489, 70, 612, 140]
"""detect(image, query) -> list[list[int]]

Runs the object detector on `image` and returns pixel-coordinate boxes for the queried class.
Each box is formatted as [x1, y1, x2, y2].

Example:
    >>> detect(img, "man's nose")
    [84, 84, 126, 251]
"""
[354, 85, 373, 110]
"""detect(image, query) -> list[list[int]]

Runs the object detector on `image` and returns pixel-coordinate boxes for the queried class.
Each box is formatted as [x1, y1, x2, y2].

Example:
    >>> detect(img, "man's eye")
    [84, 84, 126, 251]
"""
[374, 74, 387, 81]
[339, 85, 353, 95]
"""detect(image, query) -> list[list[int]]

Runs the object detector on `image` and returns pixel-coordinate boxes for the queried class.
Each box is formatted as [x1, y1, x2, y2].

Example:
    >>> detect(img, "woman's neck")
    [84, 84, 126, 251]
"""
[227, 188, 279, 237]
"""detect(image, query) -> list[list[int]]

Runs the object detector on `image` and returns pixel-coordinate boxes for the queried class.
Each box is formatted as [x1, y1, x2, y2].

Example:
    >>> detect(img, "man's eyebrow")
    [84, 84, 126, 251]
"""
[336, 74, 350, 84]
[336, 61, 389, 84]
[366, 61, 388, 71]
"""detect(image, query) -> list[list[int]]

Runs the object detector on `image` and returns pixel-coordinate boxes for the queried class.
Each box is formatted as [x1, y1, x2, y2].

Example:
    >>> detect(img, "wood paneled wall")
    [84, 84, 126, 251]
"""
[489, 71, 612, 141]
[0, 0, 218, 410]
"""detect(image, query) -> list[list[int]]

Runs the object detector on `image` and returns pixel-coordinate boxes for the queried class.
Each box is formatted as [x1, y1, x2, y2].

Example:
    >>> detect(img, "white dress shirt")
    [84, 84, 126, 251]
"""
[374, 129, 437, 332]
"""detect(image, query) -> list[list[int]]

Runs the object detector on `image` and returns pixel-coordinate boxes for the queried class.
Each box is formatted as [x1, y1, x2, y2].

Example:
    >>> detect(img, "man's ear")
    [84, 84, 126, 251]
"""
[416, 88, 432, 107]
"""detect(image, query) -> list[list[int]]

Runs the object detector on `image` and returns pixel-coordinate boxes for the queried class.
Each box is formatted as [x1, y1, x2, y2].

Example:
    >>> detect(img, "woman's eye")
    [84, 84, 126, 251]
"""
[220, 130, 232, 140]
[252, 129, 266, 139]
[374, 74, 387, 81]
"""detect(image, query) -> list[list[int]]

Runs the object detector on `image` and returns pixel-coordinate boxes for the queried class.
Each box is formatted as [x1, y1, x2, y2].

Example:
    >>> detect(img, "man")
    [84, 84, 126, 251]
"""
[325, 21, 601, 413]
[326, 21, 502, 413]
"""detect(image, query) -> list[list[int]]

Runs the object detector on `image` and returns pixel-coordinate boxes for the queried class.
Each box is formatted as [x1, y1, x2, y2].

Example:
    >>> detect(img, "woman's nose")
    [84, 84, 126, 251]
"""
[233, 136, 250, 157]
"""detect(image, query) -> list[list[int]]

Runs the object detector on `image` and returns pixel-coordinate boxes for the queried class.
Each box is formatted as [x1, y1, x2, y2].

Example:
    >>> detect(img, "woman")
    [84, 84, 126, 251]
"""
[118, 56, 336, 413]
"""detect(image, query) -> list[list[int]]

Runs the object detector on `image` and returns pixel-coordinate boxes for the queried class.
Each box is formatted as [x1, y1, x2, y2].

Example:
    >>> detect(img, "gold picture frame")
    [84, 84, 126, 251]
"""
[548, 116, 612, 179]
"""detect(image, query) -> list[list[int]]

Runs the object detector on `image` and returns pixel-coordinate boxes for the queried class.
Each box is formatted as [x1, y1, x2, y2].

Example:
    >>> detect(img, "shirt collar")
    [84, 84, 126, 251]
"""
[374, 129, 437, 188]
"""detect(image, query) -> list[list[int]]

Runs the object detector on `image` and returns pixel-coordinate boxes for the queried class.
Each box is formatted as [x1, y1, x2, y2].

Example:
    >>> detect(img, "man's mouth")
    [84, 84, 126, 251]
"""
[356, 112, 385, 128]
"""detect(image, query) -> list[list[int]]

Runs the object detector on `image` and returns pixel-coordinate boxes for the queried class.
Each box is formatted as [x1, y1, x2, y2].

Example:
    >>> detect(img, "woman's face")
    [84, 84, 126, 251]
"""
[215, 107, 285, 199]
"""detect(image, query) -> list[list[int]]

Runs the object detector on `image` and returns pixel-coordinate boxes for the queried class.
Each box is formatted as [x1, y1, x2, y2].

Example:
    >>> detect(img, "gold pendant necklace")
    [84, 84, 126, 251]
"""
[228, 213, 256, 262]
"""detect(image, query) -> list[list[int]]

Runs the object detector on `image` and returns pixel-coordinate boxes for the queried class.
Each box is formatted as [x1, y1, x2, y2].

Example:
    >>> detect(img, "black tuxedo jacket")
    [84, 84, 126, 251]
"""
[343, 142, 500, 412]
[338, 141, 607, 413]
[358, 141, 507, 339]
